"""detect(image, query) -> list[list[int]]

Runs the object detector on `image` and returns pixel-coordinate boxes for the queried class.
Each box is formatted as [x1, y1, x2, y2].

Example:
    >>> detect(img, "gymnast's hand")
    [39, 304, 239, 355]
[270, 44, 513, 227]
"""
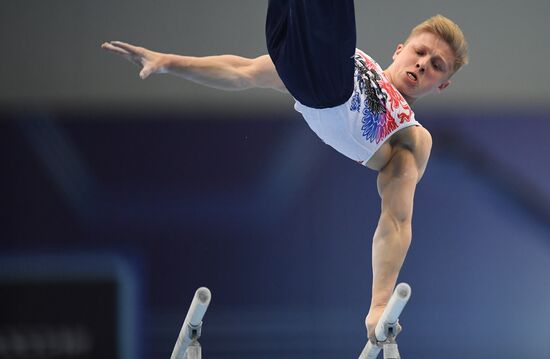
[366, 305, 402, 345]
[101, 41, 166, 79]
[366, 305, 385, 341]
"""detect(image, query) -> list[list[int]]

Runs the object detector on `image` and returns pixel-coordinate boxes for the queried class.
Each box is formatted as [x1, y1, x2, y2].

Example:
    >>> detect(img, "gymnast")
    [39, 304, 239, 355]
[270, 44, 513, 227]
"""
[102, 0, 468, 345]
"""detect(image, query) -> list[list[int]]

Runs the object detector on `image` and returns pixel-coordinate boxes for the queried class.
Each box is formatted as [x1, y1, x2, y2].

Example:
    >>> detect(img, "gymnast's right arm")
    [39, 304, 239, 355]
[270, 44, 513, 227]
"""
[101, 41, 287, 92]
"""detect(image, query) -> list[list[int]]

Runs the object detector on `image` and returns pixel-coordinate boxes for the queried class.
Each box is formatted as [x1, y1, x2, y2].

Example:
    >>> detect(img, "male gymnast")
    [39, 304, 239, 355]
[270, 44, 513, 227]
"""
[102, 0, 468, 344]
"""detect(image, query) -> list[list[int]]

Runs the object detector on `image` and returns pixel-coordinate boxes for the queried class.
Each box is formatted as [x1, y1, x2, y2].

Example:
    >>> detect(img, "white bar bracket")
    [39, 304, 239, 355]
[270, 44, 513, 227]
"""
[170, 287, 211, 359]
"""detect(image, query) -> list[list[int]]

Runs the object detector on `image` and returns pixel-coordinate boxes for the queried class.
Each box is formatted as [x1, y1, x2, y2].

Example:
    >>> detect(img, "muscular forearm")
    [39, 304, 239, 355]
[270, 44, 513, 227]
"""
[102, 42, 282, 91]
[162, 54, 255, 91]
[370, 218, 412, 310]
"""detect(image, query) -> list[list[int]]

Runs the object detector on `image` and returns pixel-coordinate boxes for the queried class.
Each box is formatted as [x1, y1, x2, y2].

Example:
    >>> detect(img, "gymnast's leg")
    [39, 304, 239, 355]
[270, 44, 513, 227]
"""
[265, 0, 357, 109]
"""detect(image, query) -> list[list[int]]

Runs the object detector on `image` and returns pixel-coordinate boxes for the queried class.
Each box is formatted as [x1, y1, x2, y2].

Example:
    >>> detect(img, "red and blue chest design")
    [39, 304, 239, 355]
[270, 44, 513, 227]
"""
[350, 51, 414, 144]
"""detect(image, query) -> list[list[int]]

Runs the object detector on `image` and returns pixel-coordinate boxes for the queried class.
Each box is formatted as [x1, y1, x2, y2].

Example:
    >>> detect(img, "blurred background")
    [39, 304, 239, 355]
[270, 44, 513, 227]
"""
[1, 1, 549, 358]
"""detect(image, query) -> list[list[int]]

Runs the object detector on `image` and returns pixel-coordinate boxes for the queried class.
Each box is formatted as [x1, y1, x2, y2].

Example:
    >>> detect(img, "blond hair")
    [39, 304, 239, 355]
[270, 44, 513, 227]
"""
[407, 14, 469, 74]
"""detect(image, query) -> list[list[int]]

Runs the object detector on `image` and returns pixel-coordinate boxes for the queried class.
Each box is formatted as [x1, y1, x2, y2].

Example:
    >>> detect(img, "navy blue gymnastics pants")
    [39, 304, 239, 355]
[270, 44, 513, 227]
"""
[265, 0, 357, 109]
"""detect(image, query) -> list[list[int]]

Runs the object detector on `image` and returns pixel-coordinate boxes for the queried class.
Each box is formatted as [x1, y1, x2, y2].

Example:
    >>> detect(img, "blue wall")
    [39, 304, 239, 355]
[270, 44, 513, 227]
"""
[2, 109, 549, 359]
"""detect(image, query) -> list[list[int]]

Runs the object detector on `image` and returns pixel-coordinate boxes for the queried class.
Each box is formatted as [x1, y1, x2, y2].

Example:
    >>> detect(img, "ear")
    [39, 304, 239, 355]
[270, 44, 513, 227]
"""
[392, 44, 405, 60]
[437, 80, 451, 92]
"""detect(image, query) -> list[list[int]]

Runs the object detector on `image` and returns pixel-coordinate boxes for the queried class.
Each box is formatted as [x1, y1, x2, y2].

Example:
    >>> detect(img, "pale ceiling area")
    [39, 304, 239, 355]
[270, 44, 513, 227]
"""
[1, 0, 548, 112]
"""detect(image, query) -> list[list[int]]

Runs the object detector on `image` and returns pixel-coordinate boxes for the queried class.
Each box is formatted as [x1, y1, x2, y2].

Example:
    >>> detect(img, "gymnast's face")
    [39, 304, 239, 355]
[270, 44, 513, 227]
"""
[385, 32, 455, 104]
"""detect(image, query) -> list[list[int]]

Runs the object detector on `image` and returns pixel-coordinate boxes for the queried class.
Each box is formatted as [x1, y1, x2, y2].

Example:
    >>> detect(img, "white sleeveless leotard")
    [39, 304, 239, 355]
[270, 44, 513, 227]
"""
[294, 49, 419, 166]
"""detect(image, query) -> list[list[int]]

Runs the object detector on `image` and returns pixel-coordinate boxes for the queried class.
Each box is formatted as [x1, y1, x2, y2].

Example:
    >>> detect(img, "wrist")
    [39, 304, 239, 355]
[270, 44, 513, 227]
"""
[161, 54, 189, 74]
[158, 54, 173, 74]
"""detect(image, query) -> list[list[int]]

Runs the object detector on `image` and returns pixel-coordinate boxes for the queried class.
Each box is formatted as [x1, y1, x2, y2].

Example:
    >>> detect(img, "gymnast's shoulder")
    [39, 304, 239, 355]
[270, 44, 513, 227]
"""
[367, 126, 431, 172]
[393, 125, 432, 154]
[392, 125, 433, 177]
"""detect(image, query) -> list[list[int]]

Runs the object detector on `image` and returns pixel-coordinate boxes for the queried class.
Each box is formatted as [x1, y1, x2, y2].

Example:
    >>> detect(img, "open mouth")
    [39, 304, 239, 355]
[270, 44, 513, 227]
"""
[406, 71, 418, 82]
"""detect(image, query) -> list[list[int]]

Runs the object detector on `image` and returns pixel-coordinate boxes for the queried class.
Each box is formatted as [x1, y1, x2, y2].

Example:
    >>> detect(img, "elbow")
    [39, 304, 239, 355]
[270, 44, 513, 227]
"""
[229, 73, 254, 90]
[395, 220, 412, 252]
[384, 209, 412, 234]
[239, 75, 255, 90]
[375, 212, 413, 247]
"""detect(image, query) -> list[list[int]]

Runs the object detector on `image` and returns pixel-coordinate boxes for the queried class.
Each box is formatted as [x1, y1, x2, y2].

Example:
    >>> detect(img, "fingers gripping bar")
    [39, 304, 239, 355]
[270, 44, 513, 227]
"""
[359, 283, 411, 359]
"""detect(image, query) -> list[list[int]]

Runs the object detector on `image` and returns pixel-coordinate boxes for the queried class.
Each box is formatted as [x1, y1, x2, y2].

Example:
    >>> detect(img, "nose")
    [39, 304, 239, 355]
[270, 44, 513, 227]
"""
[416, 62, 425, 73]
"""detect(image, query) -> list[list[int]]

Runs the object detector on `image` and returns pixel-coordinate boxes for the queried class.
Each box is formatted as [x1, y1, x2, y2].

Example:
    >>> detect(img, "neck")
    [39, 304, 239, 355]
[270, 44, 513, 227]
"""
[383, 67, 417, 105]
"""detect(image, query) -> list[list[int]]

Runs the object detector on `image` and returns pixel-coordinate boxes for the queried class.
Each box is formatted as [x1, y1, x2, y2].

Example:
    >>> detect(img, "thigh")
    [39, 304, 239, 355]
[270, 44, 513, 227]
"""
[266, 0, 357, 109]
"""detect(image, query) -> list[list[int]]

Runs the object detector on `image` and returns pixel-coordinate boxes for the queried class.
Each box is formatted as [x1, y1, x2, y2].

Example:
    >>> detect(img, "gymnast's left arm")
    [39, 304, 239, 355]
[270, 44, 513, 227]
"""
[101, 41, 287, 92]
[365, 131, 432, 340]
